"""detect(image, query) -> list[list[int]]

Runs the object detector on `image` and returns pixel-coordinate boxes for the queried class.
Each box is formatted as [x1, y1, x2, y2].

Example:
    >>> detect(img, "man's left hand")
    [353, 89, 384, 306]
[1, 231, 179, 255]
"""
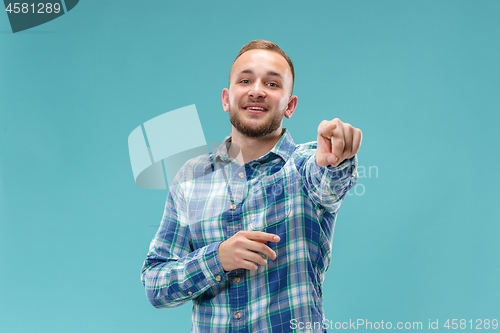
[316, 118, 362, 167]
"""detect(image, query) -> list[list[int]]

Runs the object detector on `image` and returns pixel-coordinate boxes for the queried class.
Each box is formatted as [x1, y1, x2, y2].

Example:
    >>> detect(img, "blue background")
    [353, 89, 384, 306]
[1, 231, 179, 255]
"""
[1, 1, 499, 332]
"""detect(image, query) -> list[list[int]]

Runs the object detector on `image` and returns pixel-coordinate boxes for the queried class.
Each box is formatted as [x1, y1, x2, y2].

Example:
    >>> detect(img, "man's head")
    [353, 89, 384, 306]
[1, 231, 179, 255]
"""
[222, 40, 298, 138]
[229, 40, 295, 93]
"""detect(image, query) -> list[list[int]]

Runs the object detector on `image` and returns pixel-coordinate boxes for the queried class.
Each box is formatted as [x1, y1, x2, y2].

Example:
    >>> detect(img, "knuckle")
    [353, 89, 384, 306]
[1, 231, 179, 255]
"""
[334, 140, 344, 150]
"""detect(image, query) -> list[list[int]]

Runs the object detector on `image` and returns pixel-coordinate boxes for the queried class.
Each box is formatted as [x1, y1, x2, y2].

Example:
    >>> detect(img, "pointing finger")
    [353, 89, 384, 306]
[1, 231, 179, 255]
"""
[318, 121, 337, 138]
[330, 121, 344, 166]
[343, 124, 353, 161]
[349, 129, 362, 158]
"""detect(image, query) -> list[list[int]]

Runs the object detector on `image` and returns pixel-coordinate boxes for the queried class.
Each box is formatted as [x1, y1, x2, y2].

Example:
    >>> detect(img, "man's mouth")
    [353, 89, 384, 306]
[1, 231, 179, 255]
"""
[243, 105, 268, 113]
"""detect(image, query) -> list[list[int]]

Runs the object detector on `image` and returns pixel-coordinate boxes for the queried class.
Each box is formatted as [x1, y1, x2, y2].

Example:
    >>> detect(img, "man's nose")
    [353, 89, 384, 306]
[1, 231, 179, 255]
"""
[248, 81, 266, 98]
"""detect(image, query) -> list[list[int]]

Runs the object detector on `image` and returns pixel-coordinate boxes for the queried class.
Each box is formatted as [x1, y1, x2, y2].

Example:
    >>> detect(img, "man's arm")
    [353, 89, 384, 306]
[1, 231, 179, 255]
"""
[299, 118, 362, 211]
[300, 153, 358, 212]
[140, 183, 226, 309]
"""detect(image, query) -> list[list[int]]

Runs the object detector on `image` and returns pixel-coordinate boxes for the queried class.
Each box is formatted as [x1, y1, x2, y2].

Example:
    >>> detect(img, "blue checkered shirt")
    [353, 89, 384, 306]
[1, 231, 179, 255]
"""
[141, 129, 358, 332]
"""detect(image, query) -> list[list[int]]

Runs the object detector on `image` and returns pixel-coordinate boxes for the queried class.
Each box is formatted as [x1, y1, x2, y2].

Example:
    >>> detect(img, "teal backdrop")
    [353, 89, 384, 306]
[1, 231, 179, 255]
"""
[1, 1, 499, 332]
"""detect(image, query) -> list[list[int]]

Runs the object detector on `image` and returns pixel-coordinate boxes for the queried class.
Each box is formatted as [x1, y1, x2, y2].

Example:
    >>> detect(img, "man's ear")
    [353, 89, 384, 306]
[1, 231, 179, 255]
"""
[222, 88, 230, 112]
[284, 95, 298, 119]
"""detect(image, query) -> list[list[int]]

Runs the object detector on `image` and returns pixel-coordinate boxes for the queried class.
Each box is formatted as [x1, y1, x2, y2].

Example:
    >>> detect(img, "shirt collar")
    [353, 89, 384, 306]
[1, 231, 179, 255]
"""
[205, 128, 296, 170]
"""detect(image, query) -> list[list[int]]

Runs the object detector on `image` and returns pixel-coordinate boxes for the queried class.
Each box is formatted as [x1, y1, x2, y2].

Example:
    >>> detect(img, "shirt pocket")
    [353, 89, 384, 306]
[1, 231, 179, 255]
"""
[245, 166, 292, 231]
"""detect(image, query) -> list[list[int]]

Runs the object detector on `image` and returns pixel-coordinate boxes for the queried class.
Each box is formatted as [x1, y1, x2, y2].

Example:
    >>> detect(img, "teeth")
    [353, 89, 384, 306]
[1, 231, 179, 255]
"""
[246, 107, 265, 111]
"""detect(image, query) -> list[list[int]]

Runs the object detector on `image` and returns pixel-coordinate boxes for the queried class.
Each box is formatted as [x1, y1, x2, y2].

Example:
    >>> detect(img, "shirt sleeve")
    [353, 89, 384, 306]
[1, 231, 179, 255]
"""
[301, 153, 358, 213]
[140, 179, 227, 309]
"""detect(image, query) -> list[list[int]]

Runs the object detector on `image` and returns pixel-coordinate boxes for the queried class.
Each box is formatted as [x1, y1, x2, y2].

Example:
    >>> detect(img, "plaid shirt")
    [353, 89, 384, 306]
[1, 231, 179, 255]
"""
[141, 129, 358, 332]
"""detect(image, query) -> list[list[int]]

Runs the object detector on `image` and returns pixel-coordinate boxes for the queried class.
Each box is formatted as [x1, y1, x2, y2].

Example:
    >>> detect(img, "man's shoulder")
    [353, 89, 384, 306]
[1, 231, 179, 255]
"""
[292, 141, 318, 158]
[171, 136, 230, 187]
[295, 141, 318, 151]
[287, 140, 317, 170]
[174, 152, 213, 182]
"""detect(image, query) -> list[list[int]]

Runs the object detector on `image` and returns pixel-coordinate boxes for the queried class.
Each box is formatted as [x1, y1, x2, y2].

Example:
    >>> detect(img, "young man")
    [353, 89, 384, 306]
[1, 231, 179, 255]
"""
[141, 40, 362, 332]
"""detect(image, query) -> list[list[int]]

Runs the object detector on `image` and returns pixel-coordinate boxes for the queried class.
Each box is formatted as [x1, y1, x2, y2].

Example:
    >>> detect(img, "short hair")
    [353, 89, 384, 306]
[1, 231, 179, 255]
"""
[230, 40, 295, 92]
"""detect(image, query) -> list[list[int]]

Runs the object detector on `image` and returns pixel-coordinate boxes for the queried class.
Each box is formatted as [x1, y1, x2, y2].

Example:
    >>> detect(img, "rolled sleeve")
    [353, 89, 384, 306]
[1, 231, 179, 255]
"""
[303, 154, 358, 212]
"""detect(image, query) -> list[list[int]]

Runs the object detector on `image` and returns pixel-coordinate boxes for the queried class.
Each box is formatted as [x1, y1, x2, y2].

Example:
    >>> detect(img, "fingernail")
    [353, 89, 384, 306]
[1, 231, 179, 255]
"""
[273, 236, 280, 241]
[327, 156, 338, 164]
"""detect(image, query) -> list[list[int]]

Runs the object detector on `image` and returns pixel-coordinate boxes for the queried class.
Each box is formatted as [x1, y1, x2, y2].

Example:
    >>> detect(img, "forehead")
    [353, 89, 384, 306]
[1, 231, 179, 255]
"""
[231, 49, 291, 80]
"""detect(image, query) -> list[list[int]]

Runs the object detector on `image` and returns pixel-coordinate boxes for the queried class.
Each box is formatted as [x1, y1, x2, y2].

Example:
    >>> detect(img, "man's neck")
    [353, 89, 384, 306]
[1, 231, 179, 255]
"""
[229, 127, 284, 165]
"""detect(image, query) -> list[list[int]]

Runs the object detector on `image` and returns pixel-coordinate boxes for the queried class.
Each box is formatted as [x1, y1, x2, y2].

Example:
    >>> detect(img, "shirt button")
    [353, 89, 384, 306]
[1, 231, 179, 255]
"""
[238, 172, 245, 178]
[230, 204, 236, 210]
[188, 291, 193, 295]
[235, 312, 241, 319]
[215, 275, 222, 282]
[234, 276, 241, 283]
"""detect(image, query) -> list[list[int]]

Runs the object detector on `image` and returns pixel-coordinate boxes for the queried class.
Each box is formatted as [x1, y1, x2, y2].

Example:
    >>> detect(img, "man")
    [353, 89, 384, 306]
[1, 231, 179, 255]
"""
[141, 40, 362, 332]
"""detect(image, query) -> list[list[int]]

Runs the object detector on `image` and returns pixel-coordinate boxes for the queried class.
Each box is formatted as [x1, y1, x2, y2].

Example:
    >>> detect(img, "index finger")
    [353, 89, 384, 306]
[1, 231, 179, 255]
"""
[244, 231, 280, 243]
[330, 123, 345, 166]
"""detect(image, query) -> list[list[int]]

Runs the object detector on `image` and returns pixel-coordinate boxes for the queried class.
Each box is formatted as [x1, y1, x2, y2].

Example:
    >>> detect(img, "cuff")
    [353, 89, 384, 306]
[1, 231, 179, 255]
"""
[201, 241, 228, 285]
[310, 155, 358, 181]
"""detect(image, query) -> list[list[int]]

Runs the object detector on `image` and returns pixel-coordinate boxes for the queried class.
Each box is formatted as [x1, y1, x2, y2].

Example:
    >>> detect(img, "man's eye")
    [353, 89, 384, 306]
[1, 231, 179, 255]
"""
[240, 79, 250, 84]
[268, 82, 278, 87]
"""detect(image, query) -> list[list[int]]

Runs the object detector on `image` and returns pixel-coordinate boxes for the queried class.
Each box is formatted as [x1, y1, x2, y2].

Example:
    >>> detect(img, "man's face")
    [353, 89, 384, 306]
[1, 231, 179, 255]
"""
[222, 49, 297, 138]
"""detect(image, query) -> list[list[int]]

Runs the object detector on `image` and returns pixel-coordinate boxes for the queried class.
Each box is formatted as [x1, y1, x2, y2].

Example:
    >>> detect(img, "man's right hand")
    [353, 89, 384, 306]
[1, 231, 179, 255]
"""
[218, 231, 280, 272]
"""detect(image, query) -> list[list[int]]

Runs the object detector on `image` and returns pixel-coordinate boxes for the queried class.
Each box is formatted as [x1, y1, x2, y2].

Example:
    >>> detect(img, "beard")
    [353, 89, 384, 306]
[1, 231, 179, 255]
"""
[228, 103, 285, 138]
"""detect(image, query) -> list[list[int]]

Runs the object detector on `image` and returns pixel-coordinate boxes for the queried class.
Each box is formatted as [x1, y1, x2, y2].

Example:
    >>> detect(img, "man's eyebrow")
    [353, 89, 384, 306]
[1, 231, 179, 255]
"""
[237, 69, 283, 79]
[266, 71, 283, 79]
[239, 69, 253, 75]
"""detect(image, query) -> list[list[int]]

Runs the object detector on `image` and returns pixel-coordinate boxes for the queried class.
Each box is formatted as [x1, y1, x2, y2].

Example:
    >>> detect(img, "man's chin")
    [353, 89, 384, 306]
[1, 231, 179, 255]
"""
[230, 110, 282, 138]
[234, 123, 281, 138]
